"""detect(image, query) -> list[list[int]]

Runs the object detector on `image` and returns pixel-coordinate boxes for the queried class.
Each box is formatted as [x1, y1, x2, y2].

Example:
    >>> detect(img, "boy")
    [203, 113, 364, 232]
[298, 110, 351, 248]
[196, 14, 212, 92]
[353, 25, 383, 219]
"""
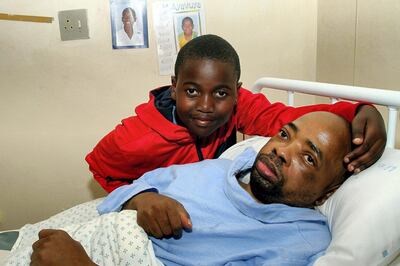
[86, 34, 386, 193]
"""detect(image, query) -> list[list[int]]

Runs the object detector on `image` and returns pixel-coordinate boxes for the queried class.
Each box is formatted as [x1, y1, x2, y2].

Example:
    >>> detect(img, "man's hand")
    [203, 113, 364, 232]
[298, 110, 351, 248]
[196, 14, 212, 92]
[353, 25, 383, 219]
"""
[31, 229, 96, 266]
[123, 192, 192, 239]
[345, 105, 386, 173]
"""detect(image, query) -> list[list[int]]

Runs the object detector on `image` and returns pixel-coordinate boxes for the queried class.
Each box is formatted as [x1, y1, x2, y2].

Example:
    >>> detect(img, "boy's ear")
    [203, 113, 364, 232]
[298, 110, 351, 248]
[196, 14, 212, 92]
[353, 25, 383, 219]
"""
[171, 76, 177, 87]
[314, 184, 341, 206]
[234, 82, 242, 104]
[171, 76, 177, 100]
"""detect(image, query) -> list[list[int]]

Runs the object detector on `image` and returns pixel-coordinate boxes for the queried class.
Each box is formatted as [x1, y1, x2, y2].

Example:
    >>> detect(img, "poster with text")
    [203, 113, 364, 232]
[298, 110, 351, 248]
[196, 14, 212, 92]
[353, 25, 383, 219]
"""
[110, 0, 149, 49]
[153, 0, 206, 75]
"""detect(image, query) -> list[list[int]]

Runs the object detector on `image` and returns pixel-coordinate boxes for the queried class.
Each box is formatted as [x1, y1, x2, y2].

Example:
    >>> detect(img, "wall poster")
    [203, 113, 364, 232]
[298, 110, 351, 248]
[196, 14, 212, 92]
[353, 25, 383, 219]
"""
[153, 0, 206, 75]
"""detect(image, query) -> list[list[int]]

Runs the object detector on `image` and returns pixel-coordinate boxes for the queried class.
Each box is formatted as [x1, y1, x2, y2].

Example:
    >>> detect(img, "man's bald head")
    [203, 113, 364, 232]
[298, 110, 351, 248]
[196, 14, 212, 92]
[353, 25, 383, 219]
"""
[248, 112, 352, 208]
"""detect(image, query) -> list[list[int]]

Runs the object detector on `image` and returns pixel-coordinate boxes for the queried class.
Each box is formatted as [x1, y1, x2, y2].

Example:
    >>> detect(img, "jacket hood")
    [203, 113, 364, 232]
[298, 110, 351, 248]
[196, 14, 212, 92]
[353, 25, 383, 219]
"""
[135, 86, 196, 144]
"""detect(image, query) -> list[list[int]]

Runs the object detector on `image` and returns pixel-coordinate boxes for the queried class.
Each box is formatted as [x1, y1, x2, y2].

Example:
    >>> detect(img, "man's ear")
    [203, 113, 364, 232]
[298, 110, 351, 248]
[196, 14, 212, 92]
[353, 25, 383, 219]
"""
[314, 184, 341, 206]
[171, 76, 177, 100]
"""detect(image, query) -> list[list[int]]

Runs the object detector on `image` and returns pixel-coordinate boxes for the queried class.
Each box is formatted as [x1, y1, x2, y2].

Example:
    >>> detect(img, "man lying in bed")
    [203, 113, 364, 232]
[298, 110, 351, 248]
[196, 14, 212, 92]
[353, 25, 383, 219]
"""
[27, 111, 353, 266]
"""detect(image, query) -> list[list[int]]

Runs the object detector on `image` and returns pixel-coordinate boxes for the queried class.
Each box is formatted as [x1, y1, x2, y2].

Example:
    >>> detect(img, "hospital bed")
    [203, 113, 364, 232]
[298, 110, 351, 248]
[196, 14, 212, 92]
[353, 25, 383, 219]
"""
[1, 78, 400, 265]
[229, 77, 400, 266]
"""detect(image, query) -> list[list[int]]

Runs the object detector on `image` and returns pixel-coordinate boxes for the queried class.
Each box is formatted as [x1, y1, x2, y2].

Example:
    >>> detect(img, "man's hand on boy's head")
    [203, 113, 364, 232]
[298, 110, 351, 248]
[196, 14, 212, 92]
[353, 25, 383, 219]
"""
[124, 192, 192, 239]
[345, 105, 386, 173]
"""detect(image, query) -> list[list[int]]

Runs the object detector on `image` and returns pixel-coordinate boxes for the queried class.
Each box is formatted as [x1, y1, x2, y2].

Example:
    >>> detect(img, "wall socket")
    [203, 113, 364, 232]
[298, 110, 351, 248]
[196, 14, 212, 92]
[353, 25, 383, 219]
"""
[58, 9, 89, 41]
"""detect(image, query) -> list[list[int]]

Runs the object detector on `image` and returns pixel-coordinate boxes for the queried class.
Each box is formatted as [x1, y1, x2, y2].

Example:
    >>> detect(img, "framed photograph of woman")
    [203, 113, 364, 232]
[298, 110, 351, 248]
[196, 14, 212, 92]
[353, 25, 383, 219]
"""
[173, 11, 201, 51]
[110, 0, 149, 49]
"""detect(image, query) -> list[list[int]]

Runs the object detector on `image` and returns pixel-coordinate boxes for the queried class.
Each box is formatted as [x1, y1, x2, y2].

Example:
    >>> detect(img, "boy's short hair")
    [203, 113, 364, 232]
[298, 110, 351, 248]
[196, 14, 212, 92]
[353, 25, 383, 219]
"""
[174, 34, 241, 82]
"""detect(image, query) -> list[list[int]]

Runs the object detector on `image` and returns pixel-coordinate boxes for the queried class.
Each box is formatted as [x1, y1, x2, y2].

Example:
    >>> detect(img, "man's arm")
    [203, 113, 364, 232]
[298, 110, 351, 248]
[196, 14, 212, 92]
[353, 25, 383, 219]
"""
[123, 192, 192, 239]
[98, 164, 192, 239]
[236, 88, 386, 172]
[97, 164, 179, 213]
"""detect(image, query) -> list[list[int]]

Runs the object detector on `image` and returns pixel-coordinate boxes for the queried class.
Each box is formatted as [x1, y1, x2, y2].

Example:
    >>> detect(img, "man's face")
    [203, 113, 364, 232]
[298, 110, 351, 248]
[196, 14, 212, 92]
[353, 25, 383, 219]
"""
[171, 58, 240, 138]
[182, 19, 193, 35]
[250, 112, 350, 208]
[122, 10, 134, 25]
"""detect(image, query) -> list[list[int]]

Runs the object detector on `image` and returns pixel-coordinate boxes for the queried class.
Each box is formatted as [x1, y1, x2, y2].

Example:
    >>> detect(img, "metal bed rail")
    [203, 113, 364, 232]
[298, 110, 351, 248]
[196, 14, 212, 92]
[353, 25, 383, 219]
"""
[251, 77, 400, 148]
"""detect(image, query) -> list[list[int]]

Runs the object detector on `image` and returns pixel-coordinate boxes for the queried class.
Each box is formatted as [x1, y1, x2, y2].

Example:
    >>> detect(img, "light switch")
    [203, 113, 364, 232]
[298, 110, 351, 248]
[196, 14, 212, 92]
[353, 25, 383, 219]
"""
[58, 9, 89, 41]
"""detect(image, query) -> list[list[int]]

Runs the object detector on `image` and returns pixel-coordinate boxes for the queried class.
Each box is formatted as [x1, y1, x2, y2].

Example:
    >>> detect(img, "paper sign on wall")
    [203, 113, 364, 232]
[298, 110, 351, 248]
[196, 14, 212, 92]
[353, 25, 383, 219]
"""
[153, 0, 206, 75]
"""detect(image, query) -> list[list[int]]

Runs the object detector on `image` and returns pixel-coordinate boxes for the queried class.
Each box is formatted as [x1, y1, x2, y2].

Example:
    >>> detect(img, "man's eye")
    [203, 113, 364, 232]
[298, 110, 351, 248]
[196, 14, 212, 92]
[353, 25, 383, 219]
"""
[186, 88, 198, 96]
[278, 129, 288, 139]
[304, 155, 316, 166]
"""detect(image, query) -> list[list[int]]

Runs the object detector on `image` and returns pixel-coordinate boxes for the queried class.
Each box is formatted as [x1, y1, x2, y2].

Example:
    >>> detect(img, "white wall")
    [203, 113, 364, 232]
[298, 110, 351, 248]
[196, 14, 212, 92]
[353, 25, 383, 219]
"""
[0, 0, 318, 230]
[316, 0, 400, 147]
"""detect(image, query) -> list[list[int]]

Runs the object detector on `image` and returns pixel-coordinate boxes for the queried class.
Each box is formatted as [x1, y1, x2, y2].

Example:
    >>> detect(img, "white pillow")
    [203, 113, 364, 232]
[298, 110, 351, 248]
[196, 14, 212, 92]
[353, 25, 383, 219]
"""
[219, 136, 270, 160]
[220, 137, 400, 266]
[315, 147, 400, 266]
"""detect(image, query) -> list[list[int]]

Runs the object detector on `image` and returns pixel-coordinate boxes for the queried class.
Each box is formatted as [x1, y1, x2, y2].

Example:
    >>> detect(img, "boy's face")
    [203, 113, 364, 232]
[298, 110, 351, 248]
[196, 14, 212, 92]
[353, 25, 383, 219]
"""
[182, 19, 193, 35]
[171, 58, 241, 138]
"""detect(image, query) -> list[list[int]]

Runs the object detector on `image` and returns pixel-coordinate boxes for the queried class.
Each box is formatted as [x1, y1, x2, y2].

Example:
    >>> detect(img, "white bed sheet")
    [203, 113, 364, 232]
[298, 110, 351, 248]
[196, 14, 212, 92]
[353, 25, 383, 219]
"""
[1, 198, 162, 266]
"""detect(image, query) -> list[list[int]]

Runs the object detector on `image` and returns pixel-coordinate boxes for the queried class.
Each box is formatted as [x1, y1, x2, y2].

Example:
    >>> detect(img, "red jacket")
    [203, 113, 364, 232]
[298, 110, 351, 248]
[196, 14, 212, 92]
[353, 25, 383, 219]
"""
[86, 86, 360, 192]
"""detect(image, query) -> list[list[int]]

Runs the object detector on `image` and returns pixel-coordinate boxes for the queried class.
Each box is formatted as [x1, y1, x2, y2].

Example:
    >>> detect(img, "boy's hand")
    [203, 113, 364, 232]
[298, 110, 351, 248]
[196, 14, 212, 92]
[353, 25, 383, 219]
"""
[345, 105, 386, 173]
[123, 192, 192, 239]
[31, 229, 96, 266]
